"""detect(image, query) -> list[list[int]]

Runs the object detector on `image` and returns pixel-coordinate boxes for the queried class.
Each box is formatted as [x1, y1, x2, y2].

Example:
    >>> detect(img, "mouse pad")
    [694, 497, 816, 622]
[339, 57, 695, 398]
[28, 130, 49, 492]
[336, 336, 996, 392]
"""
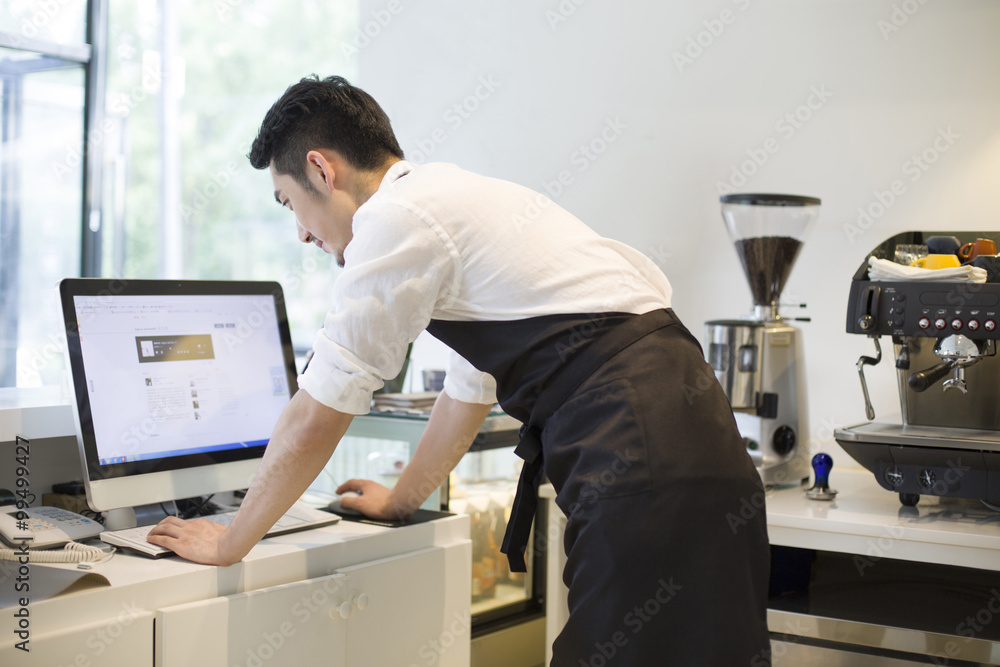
[325, 508, 455, 528]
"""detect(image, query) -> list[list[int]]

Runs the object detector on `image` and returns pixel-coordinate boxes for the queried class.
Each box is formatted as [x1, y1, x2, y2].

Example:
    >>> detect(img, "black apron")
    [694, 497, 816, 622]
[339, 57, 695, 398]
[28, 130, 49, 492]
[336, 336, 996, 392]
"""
[427, 309, 771, 666]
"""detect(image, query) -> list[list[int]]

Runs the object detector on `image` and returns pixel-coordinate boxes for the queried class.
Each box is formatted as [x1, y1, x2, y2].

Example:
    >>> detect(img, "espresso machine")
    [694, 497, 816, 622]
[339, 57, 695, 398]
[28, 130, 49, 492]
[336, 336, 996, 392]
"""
[705, 194, 820, 486]
[835, 231, 1000, 506]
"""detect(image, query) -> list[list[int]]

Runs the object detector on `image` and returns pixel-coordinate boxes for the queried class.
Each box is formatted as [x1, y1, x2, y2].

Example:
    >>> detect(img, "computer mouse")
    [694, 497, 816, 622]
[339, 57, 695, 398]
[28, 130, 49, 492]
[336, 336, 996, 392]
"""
[326, 492, 363, 516]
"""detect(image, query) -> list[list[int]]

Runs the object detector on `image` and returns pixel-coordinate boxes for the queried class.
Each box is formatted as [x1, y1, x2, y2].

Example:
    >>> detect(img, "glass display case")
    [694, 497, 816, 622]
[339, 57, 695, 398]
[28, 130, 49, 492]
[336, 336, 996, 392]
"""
[311, 407, 545, 631]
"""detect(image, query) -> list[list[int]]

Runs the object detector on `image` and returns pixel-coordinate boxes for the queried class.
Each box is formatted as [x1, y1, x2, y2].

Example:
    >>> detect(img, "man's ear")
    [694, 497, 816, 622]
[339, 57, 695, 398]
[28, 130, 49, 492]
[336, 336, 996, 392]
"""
[305, 150, 336, 194]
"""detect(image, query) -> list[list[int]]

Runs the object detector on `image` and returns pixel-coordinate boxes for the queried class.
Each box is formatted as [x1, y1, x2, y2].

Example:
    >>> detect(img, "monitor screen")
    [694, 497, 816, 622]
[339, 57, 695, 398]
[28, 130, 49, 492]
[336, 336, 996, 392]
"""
[60, 279, 298, 514]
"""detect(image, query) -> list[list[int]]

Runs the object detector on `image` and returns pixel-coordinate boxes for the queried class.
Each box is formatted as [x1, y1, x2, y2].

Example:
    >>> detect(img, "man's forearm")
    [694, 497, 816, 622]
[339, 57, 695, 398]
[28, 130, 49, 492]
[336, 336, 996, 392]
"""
[386, 393, 493, 517]
[217, 389, 354, 564]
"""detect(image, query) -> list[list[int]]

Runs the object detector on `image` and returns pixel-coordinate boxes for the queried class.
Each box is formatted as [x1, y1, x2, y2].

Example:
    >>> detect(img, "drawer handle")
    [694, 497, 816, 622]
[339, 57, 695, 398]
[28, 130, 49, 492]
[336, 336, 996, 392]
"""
[337, 601, 352, 619]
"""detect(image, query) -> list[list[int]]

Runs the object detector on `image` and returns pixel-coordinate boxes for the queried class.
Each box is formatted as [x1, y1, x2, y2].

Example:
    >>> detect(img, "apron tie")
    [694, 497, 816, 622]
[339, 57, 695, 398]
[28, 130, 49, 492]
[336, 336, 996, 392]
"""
[501, 426, 544, 572]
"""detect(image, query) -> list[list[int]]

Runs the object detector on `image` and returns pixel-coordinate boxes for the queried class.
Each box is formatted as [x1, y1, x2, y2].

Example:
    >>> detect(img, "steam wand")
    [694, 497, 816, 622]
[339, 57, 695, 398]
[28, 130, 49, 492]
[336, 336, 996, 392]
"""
[856, 336, 882, 420]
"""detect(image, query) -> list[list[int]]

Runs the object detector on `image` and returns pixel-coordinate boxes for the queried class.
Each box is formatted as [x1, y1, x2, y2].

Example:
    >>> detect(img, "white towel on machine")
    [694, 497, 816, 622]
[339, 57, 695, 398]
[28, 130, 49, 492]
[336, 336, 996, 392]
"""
[867, 256, 987, 283]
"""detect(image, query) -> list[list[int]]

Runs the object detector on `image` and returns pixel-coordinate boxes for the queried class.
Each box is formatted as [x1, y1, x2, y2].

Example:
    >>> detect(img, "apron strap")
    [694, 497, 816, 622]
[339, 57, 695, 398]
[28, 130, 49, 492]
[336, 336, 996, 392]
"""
[500, 308, 679, 572]
[500, 426, 544, 572]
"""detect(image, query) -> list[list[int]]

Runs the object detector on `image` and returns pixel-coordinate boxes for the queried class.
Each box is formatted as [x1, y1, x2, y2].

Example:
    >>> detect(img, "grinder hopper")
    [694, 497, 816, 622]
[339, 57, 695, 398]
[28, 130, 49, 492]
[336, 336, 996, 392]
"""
[720, 193, 821, 321]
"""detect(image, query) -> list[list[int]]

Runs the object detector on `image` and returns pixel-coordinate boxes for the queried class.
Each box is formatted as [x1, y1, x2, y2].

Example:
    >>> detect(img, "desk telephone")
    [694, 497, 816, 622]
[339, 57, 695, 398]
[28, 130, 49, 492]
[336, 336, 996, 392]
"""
[0, 505, 102, 548]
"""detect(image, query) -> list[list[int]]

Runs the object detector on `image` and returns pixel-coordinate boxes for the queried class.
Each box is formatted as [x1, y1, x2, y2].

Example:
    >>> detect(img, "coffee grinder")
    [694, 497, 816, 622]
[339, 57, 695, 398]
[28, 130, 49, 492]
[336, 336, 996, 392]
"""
[705, 193, 821, 486]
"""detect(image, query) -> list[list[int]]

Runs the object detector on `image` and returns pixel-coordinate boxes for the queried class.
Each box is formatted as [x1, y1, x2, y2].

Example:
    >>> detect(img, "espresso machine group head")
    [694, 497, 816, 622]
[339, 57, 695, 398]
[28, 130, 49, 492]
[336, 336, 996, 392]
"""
[705, 194, 821, 486]
[835, 231, 1000, 506]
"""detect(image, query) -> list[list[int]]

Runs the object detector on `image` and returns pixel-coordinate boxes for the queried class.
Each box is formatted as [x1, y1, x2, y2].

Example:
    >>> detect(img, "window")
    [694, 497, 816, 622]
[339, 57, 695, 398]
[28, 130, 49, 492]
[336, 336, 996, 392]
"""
[102, 0, 358, 356]
[0, 1, 359, 388]
[0, 3, 90, 388]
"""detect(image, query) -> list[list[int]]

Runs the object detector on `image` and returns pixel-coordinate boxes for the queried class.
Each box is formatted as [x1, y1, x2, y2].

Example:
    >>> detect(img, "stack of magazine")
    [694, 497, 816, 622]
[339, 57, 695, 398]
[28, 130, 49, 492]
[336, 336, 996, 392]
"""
[371, 391, 439, 415]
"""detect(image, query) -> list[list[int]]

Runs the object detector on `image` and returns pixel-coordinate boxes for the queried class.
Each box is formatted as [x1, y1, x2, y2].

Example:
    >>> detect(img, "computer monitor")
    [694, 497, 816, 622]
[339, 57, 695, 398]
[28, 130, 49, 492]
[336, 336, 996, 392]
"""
[59, 279, 298, 525]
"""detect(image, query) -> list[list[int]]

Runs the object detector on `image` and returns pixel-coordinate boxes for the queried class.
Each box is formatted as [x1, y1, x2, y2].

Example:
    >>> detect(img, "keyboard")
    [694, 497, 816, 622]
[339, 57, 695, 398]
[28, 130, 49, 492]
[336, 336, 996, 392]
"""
[99, 502, 340, 558]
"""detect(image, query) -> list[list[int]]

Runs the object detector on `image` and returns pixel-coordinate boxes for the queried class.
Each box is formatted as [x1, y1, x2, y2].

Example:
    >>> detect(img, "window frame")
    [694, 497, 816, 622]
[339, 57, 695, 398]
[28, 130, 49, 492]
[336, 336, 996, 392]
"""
[0, 0, 104, 387]
[82, 0, 108, 277]
[0, 1, 104, 276]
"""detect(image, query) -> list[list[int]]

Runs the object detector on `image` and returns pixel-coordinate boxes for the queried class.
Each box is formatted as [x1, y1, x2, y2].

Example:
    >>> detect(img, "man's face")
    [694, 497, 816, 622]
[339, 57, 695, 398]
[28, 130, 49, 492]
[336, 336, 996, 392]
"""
[271, 165, 354, 268]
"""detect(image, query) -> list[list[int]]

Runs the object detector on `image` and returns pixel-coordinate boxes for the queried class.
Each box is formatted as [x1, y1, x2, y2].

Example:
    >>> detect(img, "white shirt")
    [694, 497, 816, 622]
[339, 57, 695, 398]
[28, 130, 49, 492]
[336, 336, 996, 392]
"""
[297, 161, 672, 414]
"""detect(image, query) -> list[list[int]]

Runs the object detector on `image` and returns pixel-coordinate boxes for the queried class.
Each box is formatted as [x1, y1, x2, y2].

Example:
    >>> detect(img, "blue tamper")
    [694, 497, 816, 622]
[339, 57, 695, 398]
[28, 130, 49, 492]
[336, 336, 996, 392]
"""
[805, 453, 838, 501]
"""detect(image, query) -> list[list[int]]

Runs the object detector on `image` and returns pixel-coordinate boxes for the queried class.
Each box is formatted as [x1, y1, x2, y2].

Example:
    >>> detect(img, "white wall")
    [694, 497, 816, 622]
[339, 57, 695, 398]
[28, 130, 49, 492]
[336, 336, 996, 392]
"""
[354, 0, 1000, 465]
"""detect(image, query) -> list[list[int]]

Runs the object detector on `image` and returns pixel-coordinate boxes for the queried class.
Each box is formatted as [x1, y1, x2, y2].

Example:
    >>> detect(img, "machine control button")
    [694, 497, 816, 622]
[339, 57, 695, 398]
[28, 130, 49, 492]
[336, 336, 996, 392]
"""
[918, 318, 930, 330]
[895, 292, 905, 302]
[919, 469, 936, 489]
[951, 318, 963, 330]
[885, 466, 904, 487]
[968, 319, 980, 331]
[934, 318, 947, 330]
[986, 320, 997, 332]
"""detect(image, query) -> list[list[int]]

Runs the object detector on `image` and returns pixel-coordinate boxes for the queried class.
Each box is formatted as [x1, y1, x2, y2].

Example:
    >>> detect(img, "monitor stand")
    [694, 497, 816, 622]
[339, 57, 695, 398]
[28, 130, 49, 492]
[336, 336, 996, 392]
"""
[103, 493, 240, 530]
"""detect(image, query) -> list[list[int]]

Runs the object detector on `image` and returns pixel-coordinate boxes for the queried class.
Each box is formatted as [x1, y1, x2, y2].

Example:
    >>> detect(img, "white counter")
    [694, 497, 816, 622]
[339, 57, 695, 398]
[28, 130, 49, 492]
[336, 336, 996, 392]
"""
[0, 390, 473, 666]
[767, 467, 1000, 571]
[1, 513, 472, 666]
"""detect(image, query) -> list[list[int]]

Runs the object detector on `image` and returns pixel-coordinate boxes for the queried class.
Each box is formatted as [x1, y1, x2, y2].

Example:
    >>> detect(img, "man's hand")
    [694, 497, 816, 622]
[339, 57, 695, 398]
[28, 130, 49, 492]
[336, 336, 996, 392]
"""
[145, 391, 354, 567]
[147, 516, 234, 566]
[333, 393, 492, 522]
[336, 479, 412, 521]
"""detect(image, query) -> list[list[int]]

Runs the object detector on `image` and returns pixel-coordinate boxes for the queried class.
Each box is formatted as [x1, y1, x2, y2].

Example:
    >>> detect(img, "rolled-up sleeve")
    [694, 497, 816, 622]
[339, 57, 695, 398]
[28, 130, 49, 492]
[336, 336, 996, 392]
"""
[297, 201, 461, 414]
[442, 349, 498, 406]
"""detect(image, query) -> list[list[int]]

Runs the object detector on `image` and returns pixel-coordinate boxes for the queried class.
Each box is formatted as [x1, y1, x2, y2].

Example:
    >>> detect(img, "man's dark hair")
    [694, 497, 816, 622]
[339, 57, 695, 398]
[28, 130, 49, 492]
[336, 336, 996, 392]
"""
[249, 75, 404, 190]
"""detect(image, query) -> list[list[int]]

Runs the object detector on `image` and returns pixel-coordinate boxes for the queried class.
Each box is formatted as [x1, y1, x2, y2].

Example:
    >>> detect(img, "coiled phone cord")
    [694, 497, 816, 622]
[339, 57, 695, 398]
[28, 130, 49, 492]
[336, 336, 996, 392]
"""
[0, 541, 115, 568]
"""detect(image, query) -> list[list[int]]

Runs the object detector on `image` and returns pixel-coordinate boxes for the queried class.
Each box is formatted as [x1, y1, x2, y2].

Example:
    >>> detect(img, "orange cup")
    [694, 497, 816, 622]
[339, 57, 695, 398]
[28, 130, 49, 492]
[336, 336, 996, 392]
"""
[958, 238, 997, 262]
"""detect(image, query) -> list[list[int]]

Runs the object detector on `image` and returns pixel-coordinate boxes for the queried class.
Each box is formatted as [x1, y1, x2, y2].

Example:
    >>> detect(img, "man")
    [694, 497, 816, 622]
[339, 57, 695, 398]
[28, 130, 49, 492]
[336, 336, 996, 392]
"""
[149, 75, 771, 665]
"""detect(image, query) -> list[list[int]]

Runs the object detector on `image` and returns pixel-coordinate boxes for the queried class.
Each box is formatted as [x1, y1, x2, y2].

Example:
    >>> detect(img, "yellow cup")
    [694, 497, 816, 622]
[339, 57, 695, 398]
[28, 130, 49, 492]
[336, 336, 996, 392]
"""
[910, 254, 961, 270]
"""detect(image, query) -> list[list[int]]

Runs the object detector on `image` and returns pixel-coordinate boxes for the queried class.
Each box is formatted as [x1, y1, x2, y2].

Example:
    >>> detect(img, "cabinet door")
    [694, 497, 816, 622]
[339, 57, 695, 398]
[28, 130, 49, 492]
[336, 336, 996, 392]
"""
[0, 608, 153, 667]
[339, 542, 471, 667]
[156, 572, 349, 667]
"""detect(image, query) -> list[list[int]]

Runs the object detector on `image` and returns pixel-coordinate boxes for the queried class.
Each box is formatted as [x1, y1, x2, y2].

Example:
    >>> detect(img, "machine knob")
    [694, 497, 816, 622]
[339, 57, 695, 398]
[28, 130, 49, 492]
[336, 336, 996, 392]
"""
[772, 426, 796, 456]
[858, 315, 875, 331]
[805, 453, 838, 501]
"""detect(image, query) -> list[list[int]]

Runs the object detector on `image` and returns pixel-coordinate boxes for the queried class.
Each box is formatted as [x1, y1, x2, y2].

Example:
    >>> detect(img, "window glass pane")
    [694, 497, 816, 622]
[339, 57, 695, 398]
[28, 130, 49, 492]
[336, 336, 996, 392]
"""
[0, 48, 85, 387]
[103, 0, 359, 353]
[0, 0, 88, 45]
